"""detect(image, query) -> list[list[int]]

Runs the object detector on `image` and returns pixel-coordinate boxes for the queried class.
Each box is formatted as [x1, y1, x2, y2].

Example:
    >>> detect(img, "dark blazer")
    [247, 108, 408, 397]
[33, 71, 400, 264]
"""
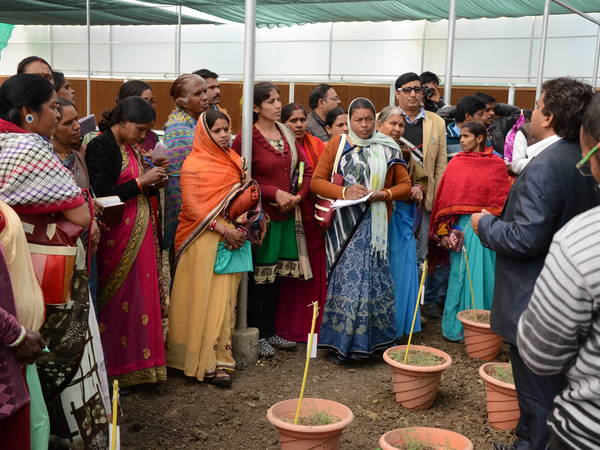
[478, 138, 599, 344]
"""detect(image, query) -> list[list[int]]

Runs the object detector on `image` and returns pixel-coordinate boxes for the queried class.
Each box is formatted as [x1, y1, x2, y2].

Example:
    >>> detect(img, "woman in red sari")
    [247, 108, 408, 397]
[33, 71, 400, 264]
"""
[275, 102, 327, 342]
[86, 97, 168, 387]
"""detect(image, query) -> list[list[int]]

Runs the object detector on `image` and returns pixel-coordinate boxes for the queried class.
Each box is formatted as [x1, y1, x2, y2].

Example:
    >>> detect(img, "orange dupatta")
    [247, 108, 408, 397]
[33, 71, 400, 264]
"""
[174, 112, 245, 259]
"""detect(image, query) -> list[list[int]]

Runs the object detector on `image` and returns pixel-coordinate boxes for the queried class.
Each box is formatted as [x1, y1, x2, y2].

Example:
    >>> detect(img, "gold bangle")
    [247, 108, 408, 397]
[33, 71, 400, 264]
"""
[385, 189, 393, 200]
[342, 186, 348, 200]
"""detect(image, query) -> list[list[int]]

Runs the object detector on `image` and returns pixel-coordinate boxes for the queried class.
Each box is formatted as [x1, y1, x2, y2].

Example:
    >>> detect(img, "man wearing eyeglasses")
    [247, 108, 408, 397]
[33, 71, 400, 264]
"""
[394, 72, 447, 318]
[472, 78, 599, 450]
[516, 93, 600, 450]
[306, 83, 341, 142]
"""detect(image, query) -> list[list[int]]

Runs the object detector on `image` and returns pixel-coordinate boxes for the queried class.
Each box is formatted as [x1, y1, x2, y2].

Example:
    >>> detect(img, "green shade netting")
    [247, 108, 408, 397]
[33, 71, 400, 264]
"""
[0, 23, 14, 57]
[150, 0, 600, 27]
[0, 1, 215, 25]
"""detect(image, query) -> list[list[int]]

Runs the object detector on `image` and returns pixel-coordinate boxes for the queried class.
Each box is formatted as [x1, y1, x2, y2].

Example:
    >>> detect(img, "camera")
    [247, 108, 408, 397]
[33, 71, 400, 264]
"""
[423, 87, 436, 99]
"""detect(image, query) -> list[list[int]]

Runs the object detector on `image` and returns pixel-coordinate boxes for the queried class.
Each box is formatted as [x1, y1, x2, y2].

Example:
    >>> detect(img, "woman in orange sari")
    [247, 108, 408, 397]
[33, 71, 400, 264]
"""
[168, 109, 263, 388]
[275, 102, 327, 342]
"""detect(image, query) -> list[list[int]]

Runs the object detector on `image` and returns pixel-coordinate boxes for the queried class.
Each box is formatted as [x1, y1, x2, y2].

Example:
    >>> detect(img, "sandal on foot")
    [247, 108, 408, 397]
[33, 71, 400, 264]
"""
[209, 370, 232, 388]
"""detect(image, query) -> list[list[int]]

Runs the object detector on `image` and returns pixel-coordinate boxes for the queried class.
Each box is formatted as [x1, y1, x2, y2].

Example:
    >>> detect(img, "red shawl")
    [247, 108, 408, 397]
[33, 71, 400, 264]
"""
[300, 133, 325, 169]
[428, 151, 510, 269]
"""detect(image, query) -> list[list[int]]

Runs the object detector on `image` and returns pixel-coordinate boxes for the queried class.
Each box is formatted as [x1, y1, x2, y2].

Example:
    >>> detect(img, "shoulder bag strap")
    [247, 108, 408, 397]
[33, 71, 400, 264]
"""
[331, 134, 347, 182]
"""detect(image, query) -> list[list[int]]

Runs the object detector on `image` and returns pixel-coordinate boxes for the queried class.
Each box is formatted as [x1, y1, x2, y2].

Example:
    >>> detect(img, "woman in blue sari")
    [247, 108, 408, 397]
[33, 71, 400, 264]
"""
[311, 98, 412, 363]
[377, 106, 427, 337]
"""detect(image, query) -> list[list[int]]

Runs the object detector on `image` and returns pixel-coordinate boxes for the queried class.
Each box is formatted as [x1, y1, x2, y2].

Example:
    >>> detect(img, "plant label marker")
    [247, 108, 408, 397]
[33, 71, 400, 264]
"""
[294, 301, 320, 425]
[404, 260, 428, 365]
[307, 333, 318, 358]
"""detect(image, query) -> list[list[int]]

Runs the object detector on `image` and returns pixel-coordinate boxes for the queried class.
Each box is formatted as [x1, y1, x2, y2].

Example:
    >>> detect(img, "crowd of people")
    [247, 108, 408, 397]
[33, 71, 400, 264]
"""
[0, 54, 599, 450]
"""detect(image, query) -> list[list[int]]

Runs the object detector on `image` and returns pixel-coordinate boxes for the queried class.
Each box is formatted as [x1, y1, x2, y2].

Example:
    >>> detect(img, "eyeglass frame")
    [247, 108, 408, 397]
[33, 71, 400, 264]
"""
[576, 144, 599, 176]
[397, 86, 423, 94]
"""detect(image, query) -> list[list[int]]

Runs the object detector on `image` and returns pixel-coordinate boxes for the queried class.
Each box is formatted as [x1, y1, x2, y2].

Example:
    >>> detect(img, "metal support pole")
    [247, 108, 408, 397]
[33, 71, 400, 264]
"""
[86, 0, 91, 116]
[507, 84, 516, 105]
[327, 23, 334, 80]
[536, 0, 551, 100]
[48, 26, 53, 67]
[289, 81, 295, 102]
[176, 4, 182, 77]
[443, 0, 456, 106]
[592, 26, 600, 87]
[389, 83, 396, 106]
[238, 0, 256, 331]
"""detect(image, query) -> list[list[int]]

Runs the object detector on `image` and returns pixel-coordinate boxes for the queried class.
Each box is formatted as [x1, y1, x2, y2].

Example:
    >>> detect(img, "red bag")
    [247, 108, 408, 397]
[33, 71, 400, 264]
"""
[314, 135, 346, 228]
[20, 213, 83, 305]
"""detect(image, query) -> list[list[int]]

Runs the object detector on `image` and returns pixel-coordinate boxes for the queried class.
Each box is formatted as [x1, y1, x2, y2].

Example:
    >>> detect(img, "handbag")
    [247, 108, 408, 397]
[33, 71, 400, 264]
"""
[213, 240, 253, 274]
[314, 134, 346, 228]
[225, 181, 260, 222]
[20, 213, 83, 305]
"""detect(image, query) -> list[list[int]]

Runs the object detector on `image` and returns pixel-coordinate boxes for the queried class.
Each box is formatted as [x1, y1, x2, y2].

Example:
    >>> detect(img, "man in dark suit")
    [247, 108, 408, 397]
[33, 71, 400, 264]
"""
[471, 78, 598, 450]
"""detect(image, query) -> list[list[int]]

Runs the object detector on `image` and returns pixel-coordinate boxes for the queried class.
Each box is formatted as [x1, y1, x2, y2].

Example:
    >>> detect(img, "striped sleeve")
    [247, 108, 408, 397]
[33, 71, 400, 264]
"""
[517, 232, 593, 375]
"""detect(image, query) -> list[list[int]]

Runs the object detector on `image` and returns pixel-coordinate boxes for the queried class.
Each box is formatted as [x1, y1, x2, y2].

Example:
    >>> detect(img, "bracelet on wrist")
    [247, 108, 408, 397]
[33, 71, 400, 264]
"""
[8, 326, 26, 348]
[385, 189, 393, 200]
[341, 186, 348, 200]
[135, 177, 143, 191]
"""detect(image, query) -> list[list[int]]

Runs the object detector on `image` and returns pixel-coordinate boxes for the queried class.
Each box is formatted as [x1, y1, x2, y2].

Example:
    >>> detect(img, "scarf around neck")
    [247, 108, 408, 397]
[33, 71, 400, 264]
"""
[347, 98, 401, 258]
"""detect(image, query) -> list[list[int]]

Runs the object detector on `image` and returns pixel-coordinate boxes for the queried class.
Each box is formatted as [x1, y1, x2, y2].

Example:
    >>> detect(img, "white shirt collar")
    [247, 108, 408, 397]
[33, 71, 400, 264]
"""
[526, 134, 561, 159]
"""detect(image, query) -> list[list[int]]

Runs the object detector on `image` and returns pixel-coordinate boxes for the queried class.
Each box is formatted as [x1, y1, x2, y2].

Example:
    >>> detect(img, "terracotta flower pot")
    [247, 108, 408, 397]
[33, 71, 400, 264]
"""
[266, 398, 353, 449]
[382, 345, 452, 410]
[379, 427, 474, 450]
[456, 309, 503, 361]
[479, 362, 520, 431]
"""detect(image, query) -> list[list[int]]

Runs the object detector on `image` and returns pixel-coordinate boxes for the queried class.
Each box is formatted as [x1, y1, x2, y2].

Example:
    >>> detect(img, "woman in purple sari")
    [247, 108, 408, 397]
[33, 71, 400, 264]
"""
[86, 97, 168, 387]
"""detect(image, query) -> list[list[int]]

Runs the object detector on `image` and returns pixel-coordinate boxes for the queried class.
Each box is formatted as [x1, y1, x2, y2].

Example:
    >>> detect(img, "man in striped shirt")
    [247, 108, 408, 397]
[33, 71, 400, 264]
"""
[517, 93, 600, 450]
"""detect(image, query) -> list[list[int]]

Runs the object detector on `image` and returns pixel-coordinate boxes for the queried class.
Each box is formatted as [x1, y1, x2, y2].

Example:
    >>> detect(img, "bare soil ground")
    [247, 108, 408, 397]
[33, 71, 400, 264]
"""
[119, 318, 516, 449]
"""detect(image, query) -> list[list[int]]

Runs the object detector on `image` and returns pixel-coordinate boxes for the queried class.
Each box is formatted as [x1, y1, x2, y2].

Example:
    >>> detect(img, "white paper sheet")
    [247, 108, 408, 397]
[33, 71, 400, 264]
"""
[331, 192, 373, 209]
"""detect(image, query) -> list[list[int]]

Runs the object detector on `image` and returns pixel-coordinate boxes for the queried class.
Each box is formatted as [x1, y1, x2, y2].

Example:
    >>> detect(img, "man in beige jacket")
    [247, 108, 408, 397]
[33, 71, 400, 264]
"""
[395, 72, 447, 318]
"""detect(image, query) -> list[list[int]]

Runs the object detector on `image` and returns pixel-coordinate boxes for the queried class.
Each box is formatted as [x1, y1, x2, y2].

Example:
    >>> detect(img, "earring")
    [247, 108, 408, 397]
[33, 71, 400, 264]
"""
[25, 114, 34, 123]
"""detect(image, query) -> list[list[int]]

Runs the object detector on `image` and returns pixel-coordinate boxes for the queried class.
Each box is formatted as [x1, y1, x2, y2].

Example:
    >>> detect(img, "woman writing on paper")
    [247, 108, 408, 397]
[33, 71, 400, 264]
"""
[311, 97, 412, 364]
[168, 109, 265, 387]
[428, 122, 510, 341]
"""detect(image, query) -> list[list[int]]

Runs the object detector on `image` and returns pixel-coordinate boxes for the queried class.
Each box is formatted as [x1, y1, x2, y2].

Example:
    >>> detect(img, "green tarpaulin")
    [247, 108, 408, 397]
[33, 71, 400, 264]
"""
[0, 23, 13, 57]
[0, 1, 216, 25]
[149, 0, 600, 27]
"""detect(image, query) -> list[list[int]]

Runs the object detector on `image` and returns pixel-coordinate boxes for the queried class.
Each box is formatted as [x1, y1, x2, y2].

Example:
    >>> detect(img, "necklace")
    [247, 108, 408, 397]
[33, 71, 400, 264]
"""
[266, 136, 284, 153]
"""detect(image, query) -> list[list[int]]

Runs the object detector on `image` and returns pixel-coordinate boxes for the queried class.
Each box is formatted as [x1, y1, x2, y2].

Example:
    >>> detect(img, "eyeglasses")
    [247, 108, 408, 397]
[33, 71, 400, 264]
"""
[576, 144, 599, 176]
[398, 87, 422, 93]
[326, 96, 340, 102]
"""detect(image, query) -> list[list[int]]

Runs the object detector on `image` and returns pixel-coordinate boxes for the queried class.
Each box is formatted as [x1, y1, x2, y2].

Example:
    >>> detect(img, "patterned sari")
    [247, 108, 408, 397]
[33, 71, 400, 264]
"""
[163, 110, 197, 252]
[96, 143, 166, 387]
[0, 121, 110, 447]
[318, 137, 404, 359]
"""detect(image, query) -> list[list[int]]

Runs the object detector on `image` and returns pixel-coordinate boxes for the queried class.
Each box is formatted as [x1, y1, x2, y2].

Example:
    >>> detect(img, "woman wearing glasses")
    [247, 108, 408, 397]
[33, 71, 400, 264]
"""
[311, 97, 412, 364]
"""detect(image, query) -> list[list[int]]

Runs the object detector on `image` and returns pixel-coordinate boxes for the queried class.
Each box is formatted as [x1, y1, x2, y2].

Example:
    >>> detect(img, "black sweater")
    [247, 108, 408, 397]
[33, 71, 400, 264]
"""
[85, 129, 141, 202]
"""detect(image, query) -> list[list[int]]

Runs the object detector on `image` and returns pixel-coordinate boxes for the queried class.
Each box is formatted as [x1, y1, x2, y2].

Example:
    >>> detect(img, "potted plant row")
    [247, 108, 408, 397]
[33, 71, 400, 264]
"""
[383, 344, 452, 410]
[457, 309, 503, 360]
[479, 362, 520, 431]
[379, 427, 474, 450]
